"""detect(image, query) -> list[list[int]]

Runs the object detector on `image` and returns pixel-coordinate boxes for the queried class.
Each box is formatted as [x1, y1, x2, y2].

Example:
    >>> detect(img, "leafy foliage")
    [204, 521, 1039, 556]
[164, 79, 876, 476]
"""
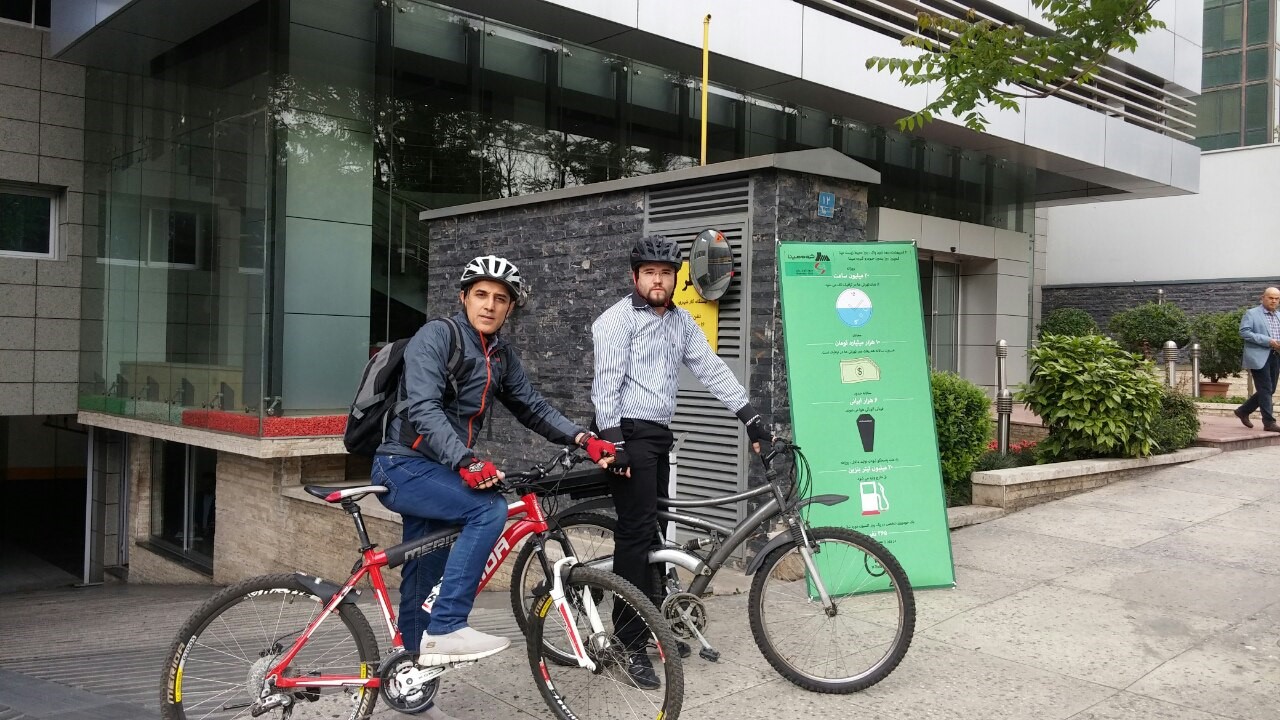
[931, 371, 993, 506]
[866, 0, 1164, 132]
[1017, 334, 1164, 462]
[1191, 308, 1247, 382]
[1037, 308, 1099, 340]
[1107, 301, 1190, 357]
[1150, 388, 1200, 454]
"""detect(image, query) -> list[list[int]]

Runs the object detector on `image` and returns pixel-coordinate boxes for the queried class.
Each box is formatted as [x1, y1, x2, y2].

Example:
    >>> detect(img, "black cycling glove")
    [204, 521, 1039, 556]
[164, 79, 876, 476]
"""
[599, 427, 630, 472]
[735, 404, 772, 447]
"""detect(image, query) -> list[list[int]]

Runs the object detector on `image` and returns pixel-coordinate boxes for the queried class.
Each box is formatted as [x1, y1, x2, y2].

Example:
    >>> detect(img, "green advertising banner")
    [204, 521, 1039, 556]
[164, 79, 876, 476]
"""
[778, 241, 956, 589]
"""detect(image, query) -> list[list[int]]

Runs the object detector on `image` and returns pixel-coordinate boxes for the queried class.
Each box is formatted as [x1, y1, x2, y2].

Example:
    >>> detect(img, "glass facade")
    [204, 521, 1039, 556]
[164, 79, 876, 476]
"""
[80, 0, 1037, 429]
[1198, 0, 1277, 149]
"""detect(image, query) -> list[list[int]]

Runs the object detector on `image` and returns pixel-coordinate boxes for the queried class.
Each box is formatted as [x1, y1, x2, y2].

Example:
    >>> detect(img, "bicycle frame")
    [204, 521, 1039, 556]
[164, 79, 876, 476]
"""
[266, 488, 595, 694]
[571, 461, 848, 599]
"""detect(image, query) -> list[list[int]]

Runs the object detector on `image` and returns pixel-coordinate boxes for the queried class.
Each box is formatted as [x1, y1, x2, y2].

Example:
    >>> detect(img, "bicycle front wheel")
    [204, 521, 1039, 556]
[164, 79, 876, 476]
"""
[160, 573, 380, 720]
[748, 526, 915, 693]
[527, 565, 683, 720]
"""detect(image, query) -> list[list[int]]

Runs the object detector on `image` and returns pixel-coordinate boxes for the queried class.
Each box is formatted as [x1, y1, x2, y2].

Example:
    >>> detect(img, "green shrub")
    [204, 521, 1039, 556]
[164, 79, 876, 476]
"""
[974, 451, 1021, 472]
[1037, 308, 1098, 340]
[1191, 308, 1246, 382]
[1108, 301, 1190, 356]
[1017, 334, 1164, 462]
[1151, 387, 1200, 454]
[931, 371, 993, 507]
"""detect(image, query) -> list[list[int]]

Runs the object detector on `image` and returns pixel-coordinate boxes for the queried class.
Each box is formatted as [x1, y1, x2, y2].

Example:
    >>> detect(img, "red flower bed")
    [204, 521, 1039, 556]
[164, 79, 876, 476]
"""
[181, 409, 346, 438]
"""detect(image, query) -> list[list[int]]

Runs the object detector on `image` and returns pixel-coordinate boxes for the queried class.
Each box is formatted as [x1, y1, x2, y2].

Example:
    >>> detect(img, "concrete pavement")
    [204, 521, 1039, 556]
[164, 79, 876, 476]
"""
[3, 446, 1280, 719]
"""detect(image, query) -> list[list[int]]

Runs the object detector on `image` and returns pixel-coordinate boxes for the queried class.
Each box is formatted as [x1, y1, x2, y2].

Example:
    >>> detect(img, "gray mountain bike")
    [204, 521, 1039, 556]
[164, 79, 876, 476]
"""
[510, 440, 915, 694]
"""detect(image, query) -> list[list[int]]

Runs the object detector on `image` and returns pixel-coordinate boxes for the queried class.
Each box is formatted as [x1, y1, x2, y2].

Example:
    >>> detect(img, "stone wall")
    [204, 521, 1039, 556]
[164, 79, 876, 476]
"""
[0, 23, 87, 416]
[1042, 280, 1268, 330]
[419, 168, 871, 470]
[212, 453, 404, 586]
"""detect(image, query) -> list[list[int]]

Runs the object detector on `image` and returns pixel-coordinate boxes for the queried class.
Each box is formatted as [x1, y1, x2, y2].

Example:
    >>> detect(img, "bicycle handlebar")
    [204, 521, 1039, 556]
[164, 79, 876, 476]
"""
[497, 447, 591, 492]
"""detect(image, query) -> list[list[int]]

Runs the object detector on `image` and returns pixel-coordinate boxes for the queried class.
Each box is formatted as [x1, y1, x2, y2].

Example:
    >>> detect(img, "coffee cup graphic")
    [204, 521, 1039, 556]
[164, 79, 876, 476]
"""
[856, 413, 875, 452]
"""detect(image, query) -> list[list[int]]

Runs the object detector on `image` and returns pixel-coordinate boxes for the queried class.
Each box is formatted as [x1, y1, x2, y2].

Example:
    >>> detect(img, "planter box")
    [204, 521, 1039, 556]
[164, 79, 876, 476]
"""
[970, 447, 1220, 510]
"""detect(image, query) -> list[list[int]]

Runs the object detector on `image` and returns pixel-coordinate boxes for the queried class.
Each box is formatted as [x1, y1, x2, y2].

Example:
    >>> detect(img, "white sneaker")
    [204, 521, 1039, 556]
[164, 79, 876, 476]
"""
[417, 626, 511, 666]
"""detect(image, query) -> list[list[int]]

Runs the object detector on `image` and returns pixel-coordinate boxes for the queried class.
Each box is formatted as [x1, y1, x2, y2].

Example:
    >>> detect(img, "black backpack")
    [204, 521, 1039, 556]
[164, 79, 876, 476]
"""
[343, 317, 465, 456]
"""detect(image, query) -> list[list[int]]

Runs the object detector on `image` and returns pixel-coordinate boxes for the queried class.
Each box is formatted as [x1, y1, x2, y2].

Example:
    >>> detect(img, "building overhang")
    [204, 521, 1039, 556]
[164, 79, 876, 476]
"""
[78, 412, 346, 458]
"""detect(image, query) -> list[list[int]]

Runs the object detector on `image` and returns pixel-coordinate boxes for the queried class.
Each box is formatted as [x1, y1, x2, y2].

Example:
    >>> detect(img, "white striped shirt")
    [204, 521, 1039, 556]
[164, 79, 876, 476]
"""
[592, 292, 750, 432]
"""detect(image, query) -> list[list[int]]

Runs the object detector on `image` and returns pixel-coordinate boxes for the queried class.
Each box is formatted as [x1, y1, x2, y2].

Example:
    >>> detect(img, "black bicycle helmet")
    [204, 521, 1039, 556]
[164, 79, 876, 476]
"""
[459, 254, 527, 306]
[630, 234, 683, 270]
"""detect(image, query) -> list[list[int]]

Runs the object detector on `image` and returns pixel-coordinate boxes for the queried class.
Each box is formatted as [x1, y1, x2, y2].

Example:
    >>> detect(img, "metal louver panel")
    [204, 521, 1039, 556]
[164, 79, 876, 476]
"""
[644, 179, 752, 532]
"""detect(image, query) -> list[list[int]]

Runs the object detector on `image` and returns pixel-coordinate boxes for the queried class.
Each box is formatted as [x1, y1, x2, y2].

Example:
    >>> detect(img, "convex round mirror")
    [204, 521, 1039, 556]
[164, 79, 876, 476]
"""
[689, 229, 734, 301]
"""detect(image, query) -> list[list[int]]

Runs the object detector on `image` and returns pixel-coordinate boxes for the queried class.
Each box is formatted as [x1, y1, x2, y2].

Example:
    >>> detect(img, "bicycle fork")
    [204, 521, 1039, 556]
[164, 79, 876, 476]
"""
[548, 557, 601, 672]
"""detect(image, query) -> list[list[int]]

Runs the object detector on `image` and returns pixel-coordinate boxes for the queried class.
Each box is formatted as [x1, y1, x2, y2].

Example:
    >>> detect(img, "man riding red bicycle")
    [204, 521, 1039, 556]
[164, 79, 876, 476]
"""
[373, 255, 615, 718]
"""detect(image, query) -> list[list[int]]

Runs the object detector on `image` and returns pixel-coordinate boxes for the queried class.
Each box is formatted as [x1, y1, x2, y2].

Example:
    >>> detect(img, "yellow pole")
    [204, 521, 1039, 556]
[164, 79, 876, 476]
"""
[701, 14, 711, 166]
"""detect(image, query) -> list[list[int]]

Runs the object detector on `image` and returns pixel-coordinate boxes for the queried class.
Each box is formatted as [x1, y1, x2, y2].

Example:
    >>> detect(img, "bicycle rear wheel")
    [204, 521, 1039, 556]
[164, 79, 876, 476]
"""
[748, 526, 914, 693]
[527, 565, 683, 720]
[510, 512, 616, 634]
[160, 573, 380, 720]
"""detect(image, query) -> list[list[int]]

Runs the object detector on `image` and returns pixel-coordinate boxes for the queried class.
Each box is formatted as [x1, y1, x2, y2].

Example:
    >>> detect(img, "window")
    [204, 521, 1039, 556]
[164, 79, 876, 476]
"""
[150, 441, 217, 568]
[0, 0, 50, 27]
[0, 186, 57, 258]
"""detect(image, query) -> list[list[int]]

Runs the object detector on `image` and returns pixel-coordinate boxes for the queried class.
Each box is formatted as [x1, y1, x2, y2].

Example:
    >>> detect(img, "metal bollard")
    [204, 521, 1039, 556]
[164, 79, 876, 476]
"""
[1162, 340, 1178, 387]
[1157, 288, 1165, 305]
[1190, 343, 1200, 398]
[996, 340, 1011, 455]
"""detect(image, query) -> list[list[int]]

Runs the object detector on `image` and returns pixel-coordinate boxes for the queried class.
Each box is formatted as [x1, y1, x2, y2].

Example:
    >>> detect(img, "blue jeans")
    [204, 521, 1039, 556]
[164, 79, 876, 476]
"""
[1241, 351, 1280, 426]
[372, 454, 507, 650]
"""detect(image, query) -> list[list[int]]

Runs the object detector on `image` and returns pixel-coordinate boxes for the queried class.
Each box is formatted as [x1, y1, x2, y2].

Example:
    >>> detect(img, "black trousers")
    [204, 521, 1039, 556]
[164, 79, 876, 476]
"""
[607, 418, 672, 649]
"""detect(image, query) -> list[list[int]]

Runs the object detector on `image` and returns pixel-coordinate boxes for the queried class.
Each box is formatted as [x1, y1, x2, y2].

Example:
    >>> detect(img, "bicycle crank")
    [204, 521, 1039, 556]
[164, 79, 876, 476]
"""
[661, 592, 719, 661]
[378, 649, 442, 714]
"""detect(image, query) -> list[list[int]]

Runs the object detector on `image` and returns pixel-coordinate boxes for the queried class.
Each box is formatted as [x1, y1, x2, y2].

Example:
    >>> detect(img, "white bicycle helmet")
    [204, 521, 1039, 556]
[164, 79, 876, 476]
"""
[460, 254, 527, 306]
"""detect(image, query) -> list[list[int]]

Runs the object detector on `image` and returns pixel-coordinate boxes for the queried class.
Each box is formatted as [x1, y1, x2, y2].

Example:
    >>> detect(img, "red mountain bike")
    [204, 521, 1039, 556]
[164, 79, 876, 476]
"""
[159, 448, 683, 720]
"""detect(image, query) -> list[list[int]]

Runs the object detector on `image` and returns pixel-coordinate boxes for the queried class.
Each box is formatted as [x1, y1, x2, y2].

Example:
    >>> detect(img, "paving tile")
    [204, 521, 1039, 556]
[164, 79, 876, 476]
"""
[1200, 498, 1280, 537]
[1127, 616, 1280, 720]
[991, 499, 1191, 549]
[1068, 692, 1228, 720]
[948, 524, 1120, 582]
[922, 583, 1230, 689]
[1062, 483, 1246, 523]
[1051, 549, 1280, 623]
[1138, 465, 1280, 502]
[1138, 523, 1280, 575]
[693, 638, 1115, 720]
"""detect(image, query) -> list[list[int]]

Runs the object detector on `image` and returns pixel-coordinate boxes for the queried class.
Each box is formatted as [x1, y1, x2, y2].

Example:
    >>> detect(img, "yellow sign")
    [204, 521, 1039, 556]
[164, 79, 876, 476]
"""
[674, 262, 719, 352]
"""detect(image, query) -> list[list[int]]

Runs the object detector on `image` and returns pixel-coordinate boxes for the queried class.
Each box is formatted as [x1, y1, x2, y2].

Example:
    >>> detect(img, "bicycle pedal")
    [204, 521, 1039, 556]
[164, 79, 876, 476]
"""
[699, 648, 720, 662]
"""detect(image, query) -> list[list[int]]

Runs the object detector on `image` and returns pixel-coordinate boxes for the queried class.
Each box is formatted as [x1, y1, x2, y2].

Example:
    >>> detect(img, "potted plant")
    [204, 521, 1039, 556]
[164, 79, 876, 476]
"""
[1191, 309, 1245, 397]
[1108, 301, 1190, 358]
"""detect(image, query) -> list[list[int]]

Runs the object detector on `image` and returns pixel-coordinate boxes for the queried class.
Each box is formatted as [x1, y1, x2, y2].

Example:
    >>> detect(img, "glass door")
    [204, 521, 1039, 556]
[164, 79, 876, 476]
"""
[919, 256, 960, 372]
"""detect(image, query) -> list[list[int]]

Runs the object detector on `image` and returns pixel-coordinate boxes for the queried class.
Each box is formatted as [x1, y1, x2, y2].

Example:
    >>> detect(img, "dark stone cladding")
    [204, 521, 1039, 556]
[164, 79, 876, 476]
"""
[420, 168, 871, 480]
[1043, 279, 1274, 331]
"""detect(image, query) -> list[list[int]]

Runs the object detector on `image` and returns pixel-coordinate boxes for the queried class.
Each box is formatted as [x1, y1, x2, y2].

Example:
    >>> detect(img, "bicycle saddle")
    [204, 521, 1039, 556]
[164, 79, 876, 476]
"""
[304, 484, 389, 503]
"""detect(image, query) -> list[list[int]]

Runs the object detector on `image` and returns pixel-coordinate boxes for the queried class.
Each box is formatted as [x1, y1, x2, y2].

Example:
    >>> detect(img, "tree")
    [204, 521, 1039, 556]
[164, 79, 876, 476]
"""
[866, 0, 1164, 132]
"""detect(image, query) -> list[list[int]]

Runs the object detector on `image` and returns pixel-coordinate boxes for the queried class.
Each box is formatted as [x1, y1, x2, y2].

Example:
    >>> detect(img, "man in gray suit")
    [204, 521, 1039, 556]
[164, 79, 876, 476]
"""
[1234, 287, 1280, 432]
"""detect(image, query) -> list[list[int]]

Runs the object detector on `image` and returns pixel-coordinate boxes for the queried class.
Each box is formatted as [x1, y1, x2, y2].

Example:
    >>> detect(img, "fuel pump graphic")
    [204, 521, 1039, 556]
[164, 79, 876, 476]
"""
[859, 481, 889, 516]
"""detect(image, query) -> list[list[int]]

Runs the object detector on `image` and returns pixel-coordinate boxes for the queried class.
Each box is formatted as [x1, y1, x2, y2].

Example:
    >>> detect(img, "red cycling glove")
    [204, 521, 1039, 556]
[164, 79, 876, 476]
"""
[579, 433, 617, 463]
[459, 458, 501, 489]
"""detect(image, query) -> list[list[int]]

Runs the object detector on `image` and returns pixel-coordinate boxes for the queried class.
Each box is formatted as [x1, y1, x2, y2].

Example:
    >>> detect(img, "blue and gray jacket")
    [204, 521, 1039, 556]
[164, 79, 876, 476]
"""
[377, 311, 585, 469]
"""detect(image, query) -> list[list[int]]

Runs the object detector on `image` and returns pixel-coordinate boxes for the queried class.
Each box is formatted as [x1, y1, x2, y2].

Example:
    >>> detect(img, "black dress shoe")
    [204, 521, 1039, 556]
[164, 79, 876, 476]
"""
[1264, 423, 1280, 433]
[623, 651, 661, 689]
[1234, 407, 1254, 429]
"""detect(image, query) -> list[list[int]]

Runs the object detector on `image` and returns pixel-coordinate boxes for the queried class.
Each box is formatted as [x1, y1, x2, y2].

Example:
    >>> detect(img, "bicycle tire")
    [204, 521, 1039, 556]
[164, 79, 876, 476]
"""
[160, 573, 380, 720]
[526, 565, 684, 720]
[510, 512, 616, 635]
[748, 526, 915, 693]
